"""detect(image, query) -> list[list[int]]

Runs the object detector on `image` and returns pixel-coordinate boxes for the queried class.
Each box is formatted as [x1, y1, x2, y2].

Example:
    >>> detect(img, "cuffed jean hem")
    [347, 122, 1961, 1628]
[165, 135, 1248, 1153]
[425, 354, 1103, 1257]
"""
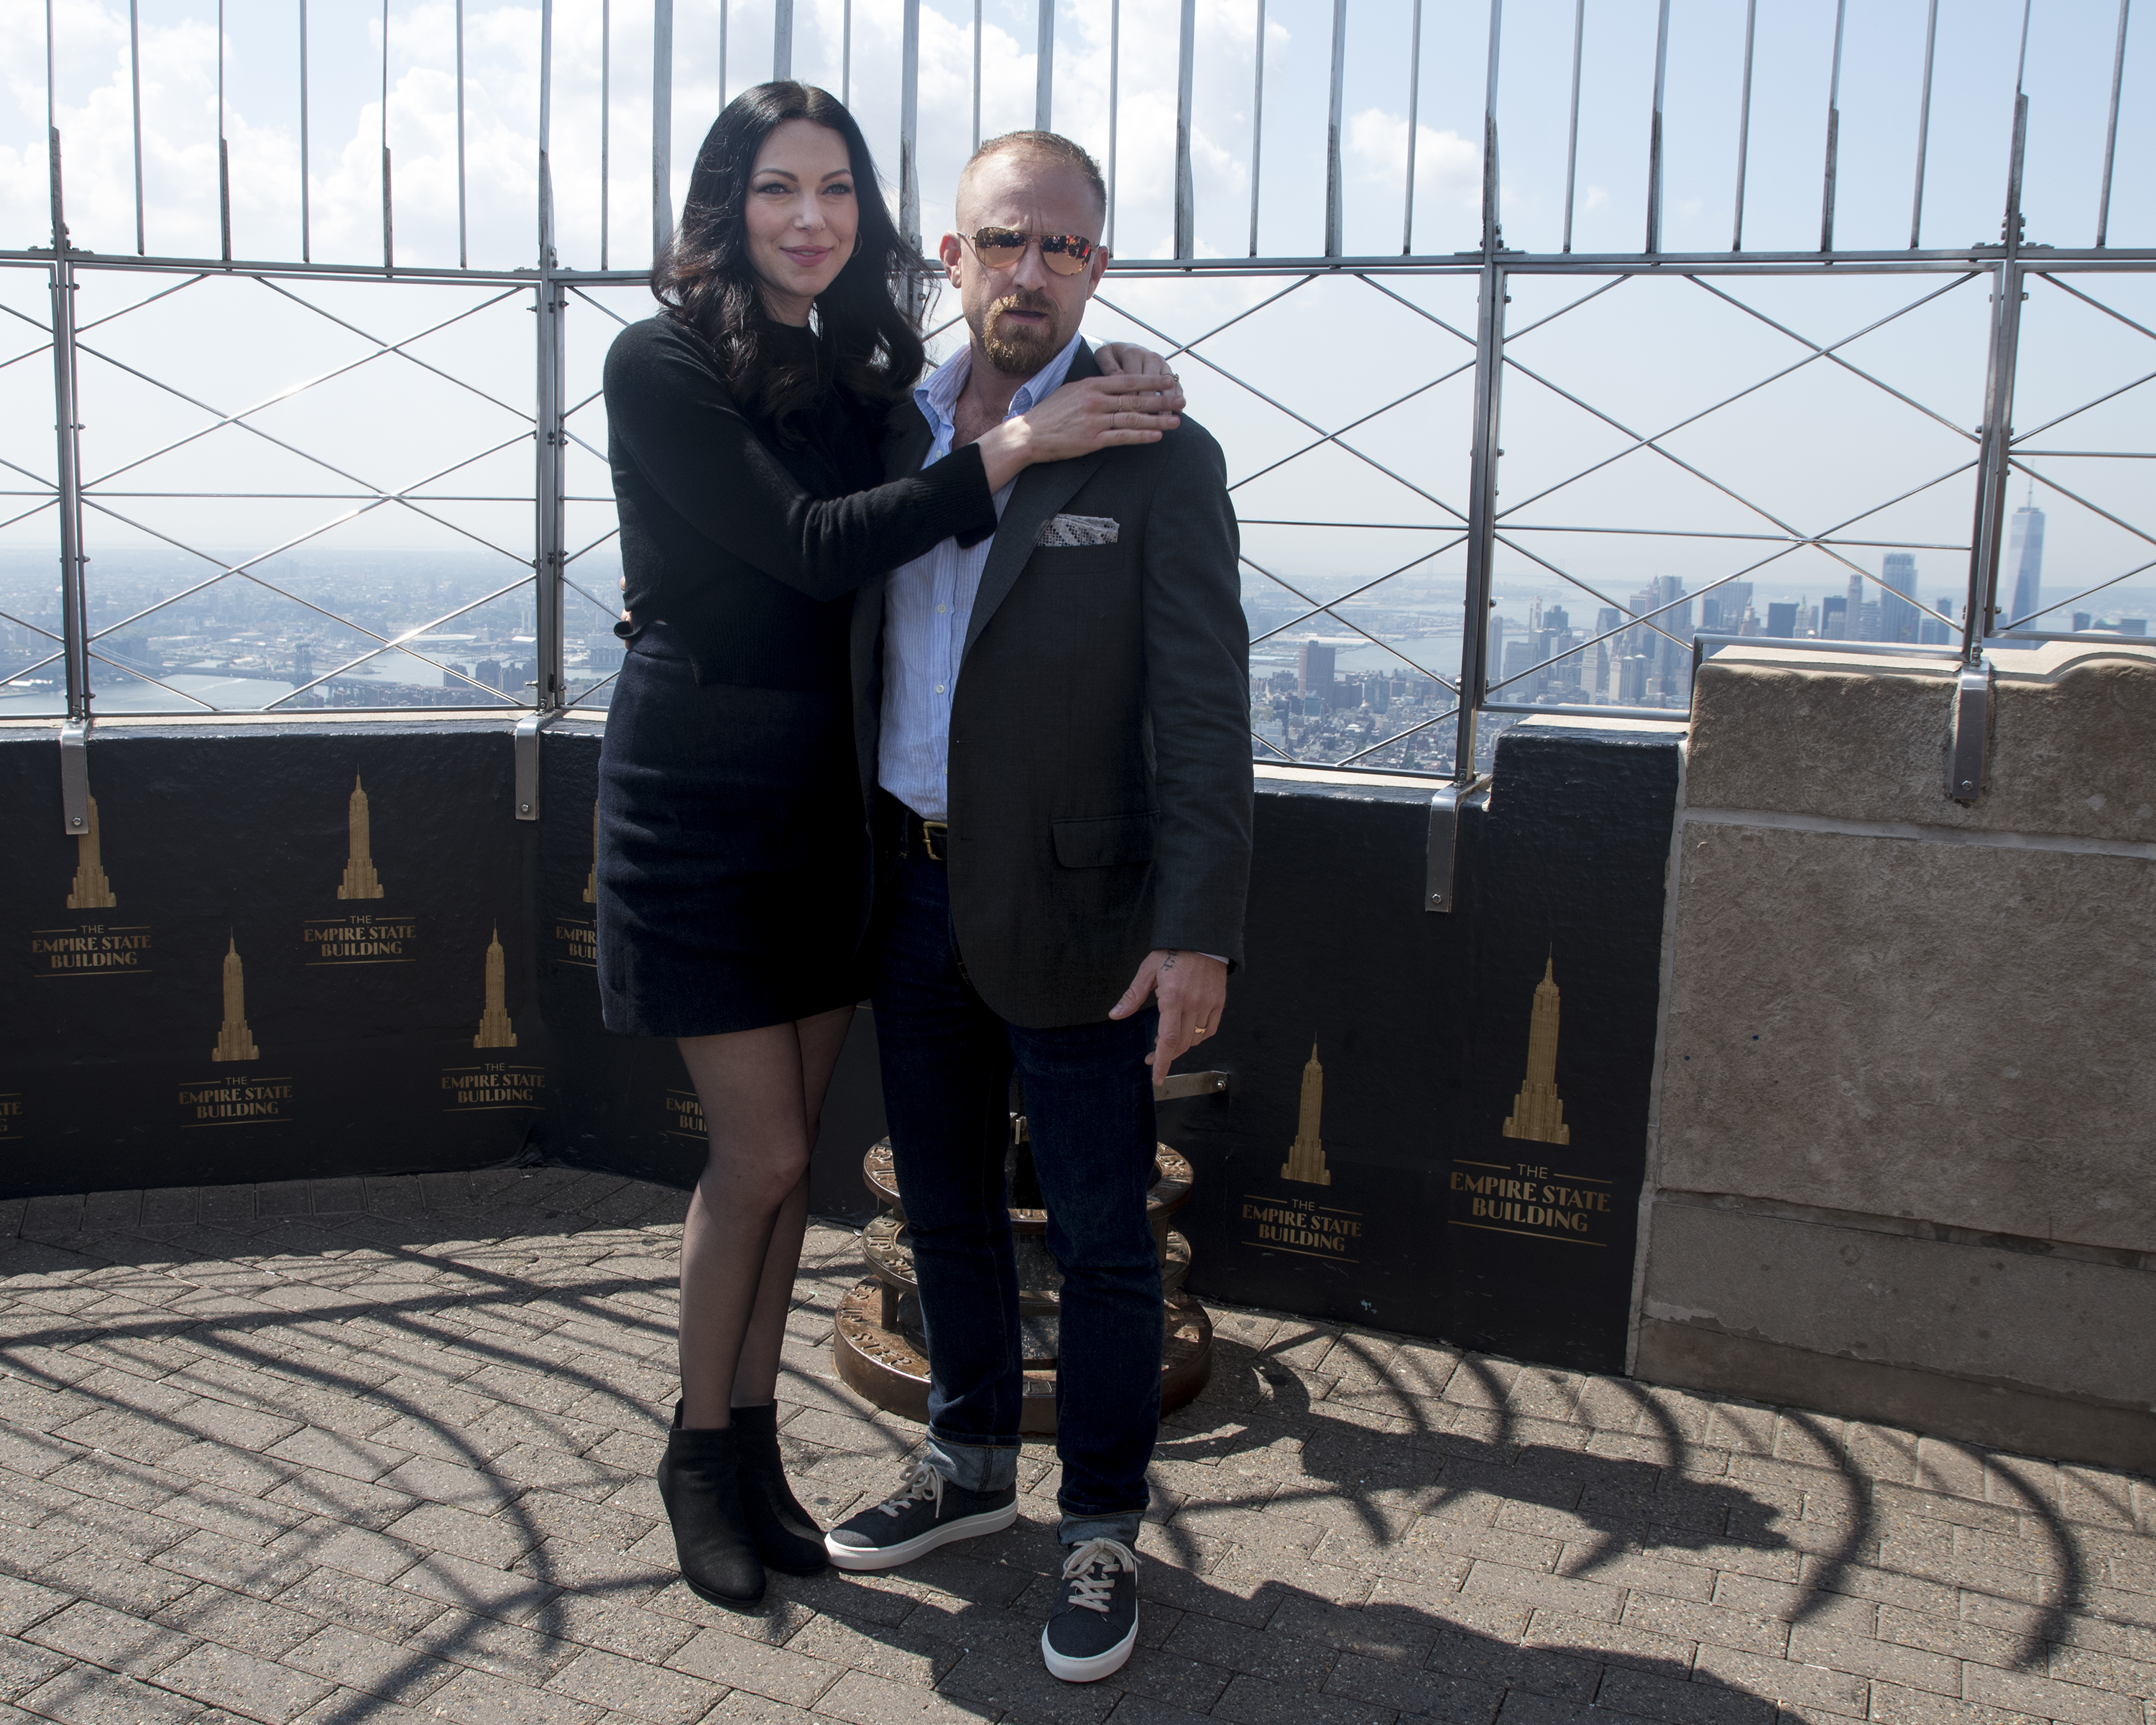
[1058, 1510, 1144, 1549]
[926, 1433, 1020, 1495]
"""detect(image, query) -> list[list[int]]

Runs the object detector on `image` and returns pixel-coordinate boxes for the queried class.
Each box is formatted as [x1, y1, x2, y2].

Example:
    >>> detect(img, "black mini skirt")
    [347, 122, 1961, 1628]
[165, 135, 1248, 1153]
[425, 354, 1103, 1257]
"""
[595, 624, 869, 1037]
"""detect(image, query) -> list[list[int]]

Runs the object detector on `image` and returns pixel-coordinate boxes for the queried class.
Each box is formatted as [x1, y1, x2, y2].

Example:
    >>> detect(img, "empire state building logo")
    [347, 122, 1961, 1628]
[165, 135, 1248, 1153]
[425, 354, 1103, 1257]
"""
[68, 796, 117, 910]
[1502, 954, 1570, 1145]
[474, 926, 517, 1049]
[338, 775, 385, 900]
[211, 937, 260, 1062]
[1280, 1044, 1332, 1186]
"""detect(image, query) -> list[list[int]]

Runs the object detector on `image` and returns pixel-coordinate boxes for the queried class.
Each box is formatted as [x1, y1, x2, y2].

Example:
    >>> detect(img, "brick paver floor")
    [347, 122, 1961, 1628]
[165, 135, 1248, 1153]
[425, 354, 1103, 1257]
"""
[0, 1167, 2147, 1725]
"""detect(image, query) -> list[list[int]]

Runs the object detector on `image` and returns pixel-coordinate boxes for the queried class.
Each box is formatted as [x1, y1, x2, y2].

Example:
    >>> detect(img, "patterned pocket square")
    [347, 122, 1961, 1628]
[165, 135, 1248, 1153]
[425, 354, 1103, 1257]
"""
[1036, 512, 1120, 548]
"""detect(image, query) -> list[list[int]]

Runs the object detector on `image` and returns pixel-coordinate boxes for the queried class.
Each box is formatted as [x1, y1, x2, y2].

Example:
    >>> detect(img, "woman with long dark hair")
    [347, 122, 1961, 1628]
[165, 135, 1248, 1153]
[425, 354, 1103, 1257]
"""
[596, 83, 1180, 1610]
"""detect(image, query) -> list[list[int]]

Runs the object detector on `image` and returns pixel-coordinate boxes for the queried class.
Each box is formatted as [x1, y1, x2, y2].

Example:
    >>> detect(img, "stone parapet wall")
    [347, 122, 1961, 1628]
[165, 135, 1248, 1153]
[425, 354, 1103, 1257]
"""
[1636, 642, 2156, 1472]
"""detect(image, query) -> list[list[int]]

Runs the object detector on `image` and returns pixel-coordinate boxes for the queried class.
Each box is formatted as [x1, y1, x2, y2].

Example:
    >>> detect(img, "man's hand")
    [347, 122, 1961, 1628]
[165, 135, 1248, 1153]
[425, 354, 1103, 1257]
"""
[1109, 949, 1227, 1075]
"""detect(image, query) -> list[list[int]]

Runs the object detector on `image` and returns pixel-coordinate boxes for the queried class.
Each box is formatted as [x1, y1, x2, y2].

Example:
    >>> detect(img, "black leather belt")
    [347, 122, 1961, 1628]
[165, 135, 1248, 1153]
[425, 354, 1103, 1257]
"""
[880, 791, 949, 863]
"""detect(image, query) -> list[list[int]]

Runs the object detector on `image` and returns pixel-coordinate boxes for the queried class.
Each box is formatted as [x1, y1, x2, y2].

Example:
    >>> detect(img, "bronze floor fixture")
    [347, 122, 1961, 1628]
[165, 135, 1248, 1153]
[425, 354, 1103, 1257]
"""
[834, 1119, 1215, 1433]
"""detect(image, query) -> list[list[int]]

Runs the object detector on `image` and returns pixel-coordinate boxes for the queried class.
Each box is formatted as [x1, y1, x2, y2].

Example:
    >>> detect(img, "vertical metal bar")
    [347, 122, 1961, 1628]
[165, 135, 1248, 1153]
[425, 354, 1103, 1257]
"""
[300, 0, 310, 262]
[1963, 98, 2028, 661]
[900, 0, 921, 252]
[1480, 0, 1503, 253]
[1730, 0, 1755, 250]
[1561, 0, 1583, 252]
[1455, 263, 1506, 782]
[47, 118, 89, 726]
[129, 0, 144, 253]
[972, 0, 982, 151]
[1174, 0, 1195, 259]
[380, 0, 392, 269]
[719, 0, 727, 103]
[843, 0, 852, 107]
[218, 0, 231, 260]
[774, 0, 791, 80]
[652, 0, 673, 259]
[598, 0, 608, 270]
[1036, 0, 1054, 131]
[1820, 0, 1847, 254]
[1324, 0, 1347, 258]
[1245, 0, 1263, 257]
[1401, 0, 1422, 254]
[1644, 0, 1669, 254]
[457, 0, 469, 267]
[1107, 0, 1120, 247]
[1908, 0, 1938, 249]
[537, 0, 564, 715]
[2096, 0, 2132, 247]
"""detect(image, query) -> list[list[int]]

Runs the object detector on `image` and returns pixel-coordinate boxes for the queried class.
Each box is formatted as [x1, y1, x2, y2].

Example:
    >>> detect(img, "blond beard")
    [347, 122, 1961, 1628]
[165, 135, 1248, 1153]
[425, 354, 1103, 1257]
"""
[978, 298, 1064, 374]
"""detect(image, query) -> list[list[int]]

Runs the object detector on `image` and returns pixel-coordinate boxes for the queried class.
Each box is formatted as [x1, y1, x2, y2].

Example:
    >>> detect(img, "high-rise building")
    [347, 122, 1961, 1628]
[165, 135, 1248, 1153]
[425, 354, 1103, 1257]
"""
[1880, 553, 1919, 643]
[2004, 501, 2045, 627]
[1766, 602, 1799, 638]
[1296, 642, 1336, 703]
[1820, 594, 1848, 639]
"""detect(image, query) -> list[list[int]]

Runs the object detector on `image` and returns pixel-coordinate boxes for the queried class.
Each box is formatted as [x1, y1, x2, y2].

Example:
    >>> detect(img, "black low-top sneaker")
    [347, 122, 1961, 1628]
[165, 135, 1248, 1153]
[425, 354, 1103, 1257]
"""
[1041, 1537, 1139, 1683]
[824, 1458, 1018, 1572]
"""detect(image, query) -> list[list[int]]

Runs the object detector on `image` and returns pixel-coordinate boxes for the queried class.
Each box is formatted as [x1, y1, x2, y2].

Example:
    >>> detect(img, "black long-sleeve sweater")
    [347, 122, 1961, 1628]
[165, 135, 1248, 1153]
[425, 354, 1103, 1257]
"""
[604, 314, 997, 690]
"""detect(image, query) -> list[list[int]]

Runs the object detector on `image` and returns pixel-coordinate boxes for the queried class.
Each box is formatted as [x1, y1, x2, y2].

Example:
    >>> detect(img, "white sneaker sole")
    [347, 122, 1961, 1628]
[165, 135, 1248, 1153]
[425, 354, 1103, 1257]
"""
[823, 1501, 1019, 1572]
[1040, 1607, 1138, 1683]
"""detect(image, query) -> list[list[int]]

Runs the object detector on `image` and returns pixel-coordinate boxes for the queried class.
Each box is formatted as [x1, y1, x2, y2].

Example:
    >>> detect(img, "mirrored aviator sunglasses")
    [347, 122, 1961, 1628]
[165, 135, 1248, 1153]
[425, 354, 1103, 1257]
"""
[968, 226, 1096, 276]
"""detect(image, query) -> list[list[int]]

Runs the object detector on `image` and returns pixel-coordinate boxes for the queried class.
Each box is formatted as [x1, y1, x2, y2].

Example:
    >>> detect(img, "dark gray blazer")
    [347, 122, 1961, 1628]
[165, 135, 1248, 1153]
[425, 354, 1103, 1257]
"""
[851, 340, 1254, 1029]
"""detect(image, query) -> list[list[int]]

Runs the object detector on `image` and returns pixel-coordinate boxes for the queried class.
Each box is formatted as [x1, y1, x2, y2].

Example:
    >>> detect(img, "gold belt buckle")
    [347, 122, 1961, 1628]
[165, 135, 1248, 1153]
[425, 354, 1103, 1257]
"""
[921, 819, 948, 862]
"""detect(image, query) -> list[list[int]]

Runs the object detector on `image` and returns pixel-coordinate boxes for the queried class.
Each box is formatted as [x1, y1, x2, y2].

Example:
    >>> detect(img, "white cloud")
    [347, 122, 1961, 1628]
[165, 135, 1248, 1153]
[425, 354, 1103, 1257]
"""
[1347, 106, 1478, 209]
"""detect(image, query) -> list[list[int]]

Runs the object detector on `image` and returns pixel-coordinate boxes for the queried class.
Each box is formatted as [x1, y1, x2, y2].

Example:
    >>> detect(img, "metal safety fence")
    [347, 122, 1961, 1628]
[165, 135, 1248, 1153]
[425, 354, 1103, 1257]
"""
[4, 0, 2150, 790]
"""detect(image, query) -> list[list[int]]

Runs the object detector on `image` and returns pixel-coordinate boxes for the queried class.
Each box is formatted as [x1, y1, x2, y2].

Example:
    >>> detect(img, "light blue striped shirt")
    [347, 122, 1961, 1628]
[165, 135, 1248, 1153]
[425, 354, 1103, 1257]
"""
[877, 331, 1085, 822]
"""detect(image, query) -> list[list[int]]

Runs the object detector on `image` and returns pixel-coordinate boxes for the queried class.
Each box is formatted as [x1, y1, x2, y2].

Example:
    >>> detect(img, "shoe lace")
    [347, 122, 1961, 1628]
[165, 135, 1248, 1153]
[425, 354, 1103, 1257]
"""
[873, 1458, 944, 1519]
[1059, 1537, 1136, 1613]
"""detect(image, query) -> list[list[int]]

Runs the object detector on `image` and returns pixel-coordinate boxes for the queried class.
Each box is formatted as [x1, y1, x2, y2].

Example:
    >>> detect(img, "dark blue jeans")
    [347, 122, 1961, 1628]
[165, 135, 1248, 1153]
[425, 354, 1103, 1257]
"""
[870, 838, 1163, 1545]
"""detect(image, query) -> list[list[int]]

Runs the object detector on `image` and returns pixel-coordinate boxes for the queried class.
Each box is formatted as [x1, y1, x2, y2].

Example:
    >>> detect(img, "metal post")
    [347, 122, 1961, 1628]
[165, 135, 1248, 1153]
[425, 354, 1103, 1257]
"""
[458, 0, 469, 267]
[48, 147, 88, 727]
[1245, 0, 1263, 257]
[774, 0, 791, 81]
[1644, 0, 1669, 254]
[900, 0, 921, 252]
[299, 0, 310, 262]
[1963, 98, 2028, 661]
[1730, 0, 1754, 250]
[1402, 0, 1422, 254]
[1036, 0, 1054, 132]
[1909, 0, 1938, 249]
[653, 0, 673, 259]
[218, 0, 232, 260]
[1174, 0, 1195, 260]
[843, 0, 852, 107]
[597, 0, 608, 270]
[535, 0, 565, 718]
[2096, 0, 2132, 247]
[1455, 263, 1506, 781]
[1324, 0, 1347, 258]
[129, 0, 144, 253]
[1820, 0, 1847, 253]
[1561, 0, 1583, 253]
[1480, 0, 1503, 253]
[1107, 0, 1120, 249]
[972, 0, 982, 152]
[380, 0, 392, 269]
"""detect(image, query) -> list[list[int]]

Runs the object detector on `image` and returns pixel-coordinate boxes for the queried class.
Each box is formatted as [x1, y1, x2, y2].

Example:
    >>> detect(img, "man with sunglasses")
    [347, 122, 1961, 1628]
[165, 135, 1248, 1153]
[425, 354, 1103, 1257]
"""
[826, 132, 1252, 1685]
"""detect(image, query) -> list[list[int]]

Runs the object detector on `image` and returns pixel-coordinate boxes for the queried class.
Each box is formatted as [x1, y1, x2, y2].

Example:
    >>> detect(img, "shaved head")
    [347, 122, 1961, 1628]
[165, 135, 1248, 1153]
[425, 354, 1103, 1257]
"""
[956, 130, 1107, 231]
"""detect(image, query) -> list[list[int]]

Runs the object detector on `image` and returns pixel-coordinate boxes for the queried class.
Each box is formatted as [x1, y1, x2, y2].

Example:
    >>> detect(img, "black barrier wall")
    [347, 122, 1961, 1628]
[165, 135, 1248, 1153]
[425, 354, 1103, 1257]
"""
[0, 717, 1677, 1376]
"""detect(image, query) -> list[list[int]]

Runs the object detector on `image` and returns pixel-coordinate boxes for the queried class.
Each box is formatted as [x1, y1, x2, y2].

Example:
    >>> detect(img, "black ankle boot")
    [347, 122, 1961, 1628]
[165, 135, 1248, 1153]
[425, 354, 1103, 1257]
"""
[657, 1406, 765, 1608]
[731, 1402, 827, 1576]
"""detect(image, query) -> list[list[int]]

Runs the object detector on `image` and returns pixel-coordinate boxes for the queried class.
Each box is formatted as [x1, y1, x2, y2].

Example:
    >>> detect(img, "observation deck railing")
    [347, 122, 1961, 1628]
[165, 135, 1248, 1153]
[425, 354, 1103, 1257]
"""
[4, 0, 2150, 788]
